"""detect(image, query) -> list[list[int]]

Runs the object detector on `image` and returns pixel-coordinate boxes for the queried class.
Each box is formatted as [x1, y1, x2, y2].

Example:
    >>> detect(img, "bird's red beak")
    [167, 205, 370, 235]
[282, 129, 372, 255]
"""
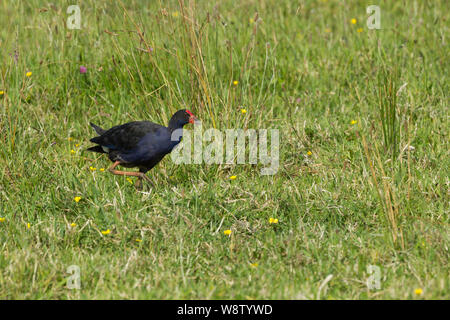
[186, 110, 198, 124]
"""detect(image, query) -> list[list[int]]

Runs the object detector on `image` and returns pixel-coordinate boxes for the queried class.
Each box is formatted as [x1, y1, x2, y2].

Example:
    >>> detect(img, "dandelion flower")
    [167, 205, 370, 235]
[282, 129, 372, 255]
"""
[414, 288, 423, 296]
[126, 177, 133, 184]
[233, 80, 239, 86]
[101, 229, 111, 235]
[27, 223, 31, 229]
[0, 91, 4, 96]
[240, 108, 247, 114]
[350, 120, 357, 125]
[79, 66, 87, 74]
[70, 149, 76, 154]
[99, 168, 105, 172]
[357, 28, 363, 33]
[70, 223, 77, 227]
[224, 229, 232, 236]
[26, 71, 32, 77]
[75, 143, 80, 147]
[74, 196, 81, 203]
[307, 151, 312, 156]
[269, 218, 279, 224]
[0, 217, 5, 222]
[351, 18, 357, 25]
[89, 166, 96, 171]
[229, 175, 237, 180]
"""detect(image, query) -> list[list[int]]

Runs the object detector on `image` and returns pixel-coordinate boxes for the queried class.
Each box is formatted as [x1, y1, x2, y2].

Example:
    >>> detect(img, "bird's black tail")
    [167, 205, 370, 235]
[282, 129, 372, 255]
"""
[86, 145, 106, 153]
[90, 122, 106, 135]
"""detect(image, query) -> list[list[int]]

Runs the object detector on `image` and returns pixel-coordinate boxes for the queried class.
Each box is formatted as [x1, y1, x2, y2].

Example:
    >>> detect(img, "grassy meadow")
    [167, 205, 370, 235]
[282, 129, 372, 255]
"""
[0, 0, 448, 299]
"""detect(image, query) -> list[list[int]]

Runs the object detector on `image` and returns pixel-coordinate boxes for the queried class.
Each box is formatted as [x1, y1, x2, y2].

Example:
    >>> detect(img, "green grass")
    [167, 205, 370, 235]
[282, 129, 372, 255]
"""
[0, 0, 448, 299]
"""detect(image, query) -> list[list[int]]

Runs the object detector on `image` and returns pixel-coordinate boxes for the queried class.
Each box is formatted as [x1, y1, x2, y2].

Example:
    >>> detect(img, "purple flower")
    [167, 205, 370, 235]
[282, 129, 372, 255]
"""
[79, 66, 87, 74]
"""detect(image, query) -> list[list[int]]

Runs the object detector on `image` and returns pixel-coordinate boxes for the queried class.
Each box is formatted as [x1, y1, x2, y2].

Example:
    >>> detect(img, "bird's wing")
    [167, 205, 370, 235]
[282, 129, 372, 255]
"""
[118, 128, 176, 164]
[90, 121, 165, 151]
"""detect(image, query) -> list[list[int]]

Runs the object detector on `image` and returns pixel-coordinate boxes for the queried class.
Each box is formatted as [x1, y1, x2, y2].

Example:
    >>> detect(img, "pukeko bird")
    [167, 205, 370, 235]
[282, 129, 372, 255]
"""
[87, 109, 197, 188]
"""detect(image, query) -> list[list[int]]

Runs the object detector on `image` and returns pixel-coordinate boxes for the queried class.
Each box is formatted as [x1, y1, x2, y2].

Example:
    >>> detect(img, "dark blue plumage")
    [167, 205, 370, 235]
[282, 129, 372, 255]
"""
[87, 109, 197, 187]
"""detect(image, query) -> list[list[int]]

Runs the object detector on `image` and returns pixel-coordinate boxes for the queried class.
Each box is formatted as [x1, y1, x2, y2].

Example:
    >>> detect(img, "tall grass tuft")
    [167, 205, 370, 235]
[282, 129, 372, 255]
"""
[359, 67, 409, 249]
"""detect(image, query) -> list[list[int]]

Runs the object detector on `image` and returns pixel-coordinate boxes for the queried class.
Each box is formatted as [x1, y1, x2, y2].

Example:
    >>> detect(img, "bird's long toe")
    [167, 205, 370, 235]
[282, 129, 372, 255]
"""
[140, 173, 154, 187]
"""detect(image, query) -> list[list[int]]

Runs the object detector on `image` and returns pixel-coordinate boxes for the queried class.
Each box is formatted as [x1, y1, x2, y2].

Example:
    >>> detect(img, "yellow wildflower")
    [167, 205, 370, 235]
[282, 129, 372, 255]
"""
[0, 91, 4, 96]
[101, 229, 111, 235]
[27, 223, 31, 229]
[135, 239, 142, 242]
[99, 168, 105, 172]
[350, 120, 357, 125]
[269, 218, 279, 224]
[74, 196, 81, 203]
[229, 175, 237, 180]
[240, 108, 247, 114]
[70, 149, 75, 154]
[224, 229, 232, 236]
[26, 71, 32, 77]
[249, 18, 254, 24]
[357, 28, 363, 33]
[126, 177, 133, 184]
[0, 217, 5, 222]
[414, 288, 423, 296]
[233, 80, 238, 86]
[351, 18, 357, 25]
[89, 166, 96, 171]
[250, 262, 258, 268]
[325, 28, 331, 33]
[70, 223, 77, 227]
[75, 143, 80, 147]
[172, 11, 179, 18]
[307, 151, 312, 156]
[68, 137, 73, 141]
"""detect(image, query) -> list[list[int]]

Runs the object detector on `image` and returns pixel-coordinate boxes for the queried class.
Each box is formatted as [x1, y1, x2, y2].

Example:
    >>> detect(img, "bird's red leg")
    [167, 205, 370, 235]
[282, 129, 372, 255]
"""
[108, 161, 142, 177]
[108, 161, 154, 187]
